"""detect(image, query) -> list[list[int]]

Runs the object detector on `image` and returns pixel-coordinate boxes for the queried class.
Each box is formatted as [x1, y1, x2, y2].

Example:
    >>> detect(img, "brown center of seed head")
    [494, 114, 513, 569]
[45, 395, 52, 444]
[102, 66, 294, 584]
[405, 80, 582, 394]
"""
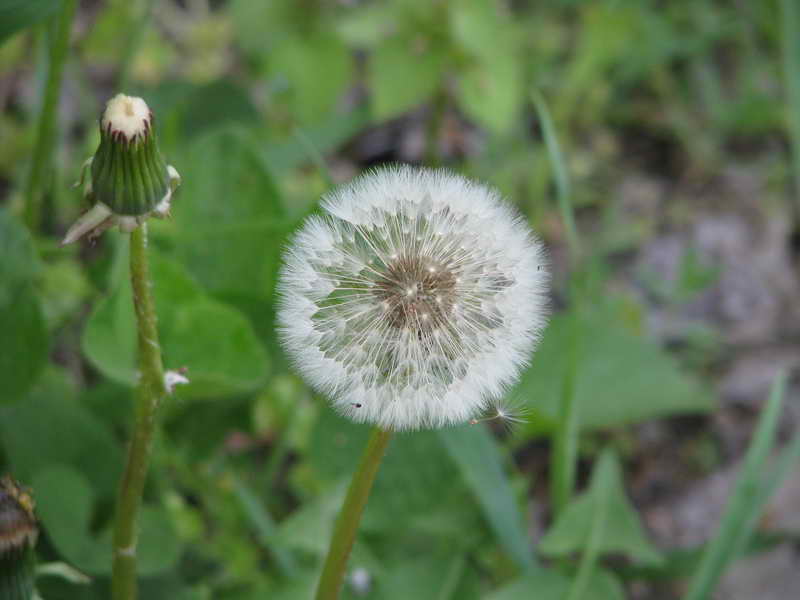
[373, 254, 457, 333]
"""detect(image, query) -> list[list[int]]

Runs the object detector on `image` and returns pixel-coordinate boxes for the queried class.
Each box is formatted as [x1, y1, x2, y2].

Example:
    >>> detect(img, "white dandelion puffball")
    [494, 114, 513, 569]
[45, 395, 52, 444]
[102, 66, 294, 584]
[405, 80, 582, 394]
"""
[277, 165, 548, 431]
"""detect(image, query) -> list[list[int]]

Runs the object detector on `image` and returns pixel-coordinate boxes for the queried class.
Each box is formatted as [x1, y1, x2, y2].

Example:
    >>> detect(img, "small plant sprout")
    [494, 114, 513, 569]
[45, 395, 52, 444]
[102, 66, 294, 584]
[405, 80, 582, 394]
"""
[277, 165, 548, 600]
[61, 93, 180, 245]
[0, 476, 38, 600]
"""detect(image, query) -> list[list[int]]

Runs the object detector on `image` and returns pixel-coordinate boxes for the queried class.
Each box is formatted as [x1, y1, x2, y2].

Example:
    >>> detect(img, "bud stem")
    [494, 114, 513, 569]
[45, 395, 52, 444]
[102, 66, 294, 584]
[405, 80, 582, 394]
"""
[315, 427, 392, 600]
[111, 224, 167, 600]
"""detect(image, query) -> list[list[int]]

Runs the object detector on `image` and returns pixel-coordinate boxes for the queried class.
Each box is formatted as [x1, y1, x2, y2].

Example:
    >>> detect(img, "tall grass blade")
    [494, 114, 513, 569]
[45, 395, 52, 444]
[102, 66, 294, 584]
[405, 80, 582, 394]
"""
[685, 372, 788, 600]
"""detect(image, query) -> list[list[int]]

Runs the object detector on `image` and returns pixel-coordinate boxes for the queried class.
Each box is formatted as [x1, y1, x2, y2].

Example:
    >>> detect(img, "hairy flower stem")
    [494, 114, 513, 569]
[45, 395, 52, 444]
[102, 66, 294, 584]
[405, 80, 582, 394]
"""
[23, 0, 77, 231]
[112, 224, 167, 600]
[316, 428, 392, 600]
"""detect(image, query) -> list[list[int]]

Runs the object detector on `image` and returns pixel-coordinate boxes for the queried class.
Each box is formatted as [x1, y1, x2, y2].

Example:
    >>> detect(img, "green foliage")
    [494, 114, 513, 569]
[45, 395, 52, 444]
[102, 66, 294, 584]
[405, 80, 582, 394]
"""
[1, 0, 795, 597]
[486, 564, 624, 600]
[0, 0, 61, 45]
[515, 305, 711, 434]
[0, 210, 48, 403]
[540, 450, 663, 566]
[82, 251, 269, 396]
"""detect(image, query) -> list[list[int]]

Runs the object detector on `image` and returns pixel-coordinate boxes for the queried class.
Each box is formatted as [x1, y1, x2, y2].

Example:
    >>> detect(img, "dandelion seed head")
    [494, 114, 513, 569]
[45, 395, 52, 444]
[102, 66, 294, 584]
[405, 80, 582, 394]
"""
[277, 165, 548, 431]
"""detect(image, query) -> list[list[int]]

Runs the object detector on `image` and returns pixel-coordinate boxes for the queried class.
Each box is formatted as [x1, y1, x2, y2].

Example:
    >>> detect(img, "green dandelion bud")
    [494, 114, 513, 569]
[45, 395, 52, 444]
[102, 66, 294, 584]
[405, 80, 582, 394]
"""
[0, 477, 38, 600]
[62, 93, 181, 245]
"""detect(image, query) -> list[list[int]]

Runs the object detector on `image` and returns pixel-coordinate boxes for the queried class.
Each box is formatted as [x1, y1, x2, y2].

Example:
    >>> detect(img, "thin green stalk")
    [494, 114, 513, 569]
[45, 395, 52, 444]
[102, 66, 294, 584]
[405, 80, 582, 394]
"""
[112, 224, 167, 600]
[564, 451, 613, 600]
[551, 311, 581, 516]
[531, 89, 580, 263]
[781, 0, 800, 215]
[23, 0, 78, 231]
[685, 373, 787, 600]
[316, 427, 392, 600]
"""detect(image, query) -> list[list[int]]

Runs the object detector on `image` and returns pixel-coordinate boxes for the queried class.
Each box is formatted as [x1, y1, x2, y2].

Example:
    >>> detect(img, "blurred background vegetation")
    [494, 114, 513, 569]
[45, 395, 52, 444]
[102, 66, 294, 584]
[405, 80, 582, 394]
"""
[1, 0, 799, 598]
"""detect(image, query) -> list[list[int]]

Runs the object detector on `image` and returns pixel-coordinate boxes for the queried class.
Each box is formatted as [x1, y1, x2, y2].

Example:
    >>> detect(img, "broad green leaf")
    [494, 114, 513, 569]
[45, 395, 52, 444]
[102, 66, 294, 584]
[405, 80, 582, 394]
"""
[34, 466, 181, 576]
[369, 36, 445, 121]
[0, 209, 39, 301]
[380, 554, 474, 600]
[0, 286, 48, 403]
[516, 307, 711, 432]
[270, 32, 353, 125]
[539, 450, 663, 566]
[0, 368, 122, 497]
[34, 465, 108, 574]
[487, 565, 624, 600]
[439, 425, 535, 570]
[82, 253, 269, 397]
[166, 128, 286, 298]
[0, 0, 61, 44]
[0, 210, 48, 403]
[457, 51, 523, 135]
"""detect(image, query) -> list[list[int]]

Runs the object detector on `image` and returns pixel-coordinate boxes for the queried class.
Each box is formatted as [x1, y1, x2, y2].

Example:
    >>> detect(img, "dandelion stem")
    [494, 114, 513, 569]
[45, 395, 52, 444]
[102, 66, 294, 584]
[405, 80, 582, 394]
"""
[111, 224, 167, 600]
[23, 0, 77, 232]
[316, 427, 392, 600]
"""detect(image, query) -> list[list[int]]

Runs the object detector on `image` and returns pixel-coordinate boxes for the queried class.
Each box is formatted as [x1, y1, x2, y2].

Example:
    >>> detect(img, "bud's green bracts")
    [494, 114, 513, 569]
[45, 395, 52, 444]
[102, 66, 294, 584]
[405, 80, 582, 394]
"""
[0, 477, 38, 600]
[62, 94, 180, 245]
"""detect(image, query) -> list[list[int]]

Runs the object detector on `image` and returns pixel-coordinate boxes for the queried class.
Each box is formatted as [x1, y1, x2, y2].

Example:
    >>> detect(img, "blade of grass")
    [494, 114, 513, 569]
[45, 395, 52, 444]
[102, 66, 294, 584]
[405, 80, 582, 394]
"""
[563, 449, 614, 600]
[530, 89, 580, 263]
[551, 312, 581, 516]
[231, 474, 298, 578]
[22, 0, 77, 232]
[685, 372, 787, 600]
[439, 425, 536, 571]
[781, 0, 800, 214]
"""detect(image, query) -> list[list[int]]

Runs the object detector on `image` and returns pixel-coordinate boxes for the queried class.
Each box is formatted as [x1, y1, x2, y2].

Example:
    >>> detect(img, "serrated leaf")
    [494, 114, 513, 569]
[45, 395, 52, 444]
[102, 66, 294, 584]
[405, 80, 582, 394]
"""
[539, 450, 663, 566]
[516, 307, 711, 431]
[439, 425, 535, 570]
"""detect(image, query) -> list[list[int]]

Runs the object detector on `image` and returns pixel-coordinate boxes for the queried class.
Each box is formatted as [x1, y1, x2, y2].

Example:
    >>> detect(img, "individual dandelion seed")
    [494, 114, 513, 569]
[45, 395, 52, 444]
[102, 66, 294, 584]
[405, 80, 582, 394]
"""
[277, 165, 548, 431]
[470, 398, 531, 432]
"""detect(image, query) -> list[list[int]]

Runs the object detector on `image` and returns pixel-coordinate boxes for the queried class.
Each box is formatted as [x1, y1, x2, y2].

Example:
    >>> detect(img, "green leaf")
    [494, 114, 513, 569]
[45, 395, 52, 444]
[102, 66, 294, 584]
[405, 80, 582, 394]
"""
[369, 35, 445, 121]
[686, 373, 790, 600]
[0, 0, 61, 45]
[0, 210, 47, 403]
[82, 252, 269, 397]
[439, 425, 535, 570]
[516, 307, 711, 431]
[33, 465, 109, 574]
[166, 128, 286, 299]
[0, 368, 123, 497]
[457, 50, 523, 135]
[270, 32, 353, 125]
[0, 286, 48, 403]
[539, 450, 663, 566]
[33, 466, 180, 576]
[163, 299, 269, 398]
[487, 565, 624, 600]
